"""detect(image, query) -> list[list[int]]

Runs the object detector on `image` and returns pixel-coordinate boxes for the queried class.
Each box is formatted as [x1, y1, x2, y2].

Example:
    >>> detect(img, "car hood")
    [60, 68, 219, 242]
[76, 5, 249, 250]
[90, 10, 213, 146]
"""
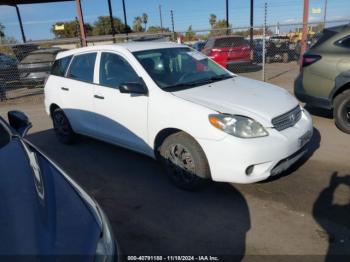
[0, 138, 101, 255]
[172, 76, 299, 126]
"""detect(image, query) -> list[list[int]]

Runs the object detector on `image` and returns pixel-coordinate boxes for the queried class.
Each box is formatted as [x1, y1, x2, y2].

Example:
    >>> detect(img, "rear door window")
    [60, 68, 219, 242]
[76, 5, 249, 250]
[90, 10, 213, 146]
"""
[51, 55, 72, 77]
[67, 53, 97, 83]
[335, 35, 350, 49]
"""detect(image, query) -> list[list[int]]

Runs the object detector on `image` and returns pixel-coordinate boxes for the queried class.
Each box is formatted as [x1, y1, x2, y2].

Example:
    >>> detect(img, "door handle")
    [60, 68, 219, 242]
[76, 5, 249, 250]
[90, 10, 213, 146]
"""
[94, 94, 104, 100]
[61, 87, 69, 91]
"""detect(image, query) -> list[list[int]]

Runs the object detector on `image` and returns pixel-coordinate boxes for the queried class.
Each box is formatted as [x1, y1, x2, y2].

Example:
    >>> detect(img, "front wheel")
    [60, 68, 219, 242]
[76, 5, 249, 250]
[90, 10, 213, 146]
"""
[52, 108, 76, 144]
[159, 132, 210, 190]
[333, 89, 350, 134]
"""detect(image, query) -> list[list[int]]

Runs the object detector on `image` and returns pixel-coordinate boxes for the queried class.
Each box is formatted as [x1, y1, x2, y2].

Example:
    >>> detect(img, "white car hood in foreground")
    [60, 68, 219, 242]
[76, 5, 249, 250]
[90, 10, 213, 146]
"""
[172, 76, 299, 127]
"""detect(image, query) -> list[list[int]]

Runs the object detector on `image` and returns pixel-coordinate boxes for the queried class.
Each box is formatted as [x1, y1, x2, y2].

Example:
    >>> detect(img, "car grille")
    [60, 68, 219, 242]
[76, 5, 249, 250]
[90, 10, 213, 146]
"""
[272, 106, 302, 131]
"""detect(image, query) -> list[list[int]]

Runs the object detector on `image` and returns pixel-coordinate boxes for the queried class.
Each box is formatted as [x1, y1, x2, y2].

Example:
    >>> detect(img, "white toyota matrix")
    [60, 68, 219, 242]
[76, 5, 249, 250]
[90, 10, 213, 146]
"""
[44, 42, 313, 190]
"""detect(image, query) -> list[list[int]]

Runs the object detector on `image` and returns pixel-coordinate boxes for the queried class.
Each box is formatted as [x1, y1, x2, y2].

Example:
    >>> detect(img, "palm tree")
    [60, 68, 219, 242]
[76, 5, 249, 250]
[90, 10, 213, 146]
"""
[133, 16, 143, 32]
[142, 13, 148, 31]
[209, 14, 217, 28]
[0, 23, 5, 37]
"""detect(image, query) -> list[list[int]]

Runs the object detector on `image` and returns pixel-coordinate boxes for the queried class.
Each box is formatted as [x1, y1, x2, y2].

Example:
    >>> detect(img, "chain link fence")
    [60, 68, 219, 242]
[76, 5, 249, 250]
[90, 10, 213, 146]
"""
[0, 32, 171, 103]
[0, 20, 349, 103]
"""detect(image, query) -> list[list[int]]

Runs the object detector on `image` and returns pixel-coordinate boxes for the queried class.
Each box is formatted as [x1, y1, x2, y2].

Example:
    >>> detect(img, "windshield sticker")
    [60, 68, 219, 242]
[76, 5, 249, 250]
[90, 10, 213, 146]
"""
[187, 51, 206, 61]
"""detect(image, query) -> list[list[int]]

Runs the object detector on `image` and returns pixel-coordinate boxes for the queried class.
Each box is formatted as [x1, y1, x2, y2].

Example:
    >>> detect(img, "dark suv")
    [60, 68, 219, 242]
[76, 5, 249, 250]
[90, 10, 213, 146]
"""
[294, 24, 350, 133]
[18, 48, 62, 88]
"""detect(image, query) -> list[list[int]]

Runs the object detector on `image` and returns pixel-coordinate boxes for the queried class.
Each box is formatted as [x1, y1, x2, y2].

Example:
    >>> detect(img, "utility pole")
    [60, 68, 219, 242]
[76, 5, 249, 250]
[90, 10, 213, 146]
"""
[170, 10, 175, 41]
[225, 0, 229, 34]
[121, 0, 129, 35]
[76, 0, 86, 47]
[15, 5, 26, 43]
[323, 0, 328, 26]
[250, 0, 254, 49]
[300, 0, 309, 65]
[107, 0, 116, 42]
[159, 5, 164, 32]
[262, 2, 267, 82]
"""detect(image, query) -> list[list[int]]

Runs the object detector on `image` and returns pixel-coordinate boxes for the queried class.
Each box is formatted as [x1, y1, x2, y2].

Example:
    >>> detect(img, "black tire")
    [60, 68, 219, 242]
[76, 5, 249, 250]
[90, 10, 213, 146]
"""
[333, 89, 350, 134]
[282, 52, 289, 63]
[52, 108, 76, 144]
[159, 132, 210, 190]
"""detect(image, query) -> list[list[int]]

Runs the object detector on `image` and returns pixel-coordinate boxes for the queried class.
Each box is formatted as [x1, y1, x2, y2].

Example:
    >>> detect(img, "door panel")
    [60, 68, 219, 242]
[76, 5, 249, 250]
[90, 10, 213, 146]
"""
[60, 52, 97, 134]
[93, 52, 150, 154]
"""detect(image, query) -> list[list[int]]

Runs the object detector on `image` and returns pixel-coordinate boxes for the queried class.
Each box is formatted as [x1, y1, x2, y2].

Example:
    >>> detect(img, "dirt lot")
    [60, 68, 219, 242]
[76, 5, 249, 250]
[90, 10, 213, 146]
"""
[1, 62, 349, 261]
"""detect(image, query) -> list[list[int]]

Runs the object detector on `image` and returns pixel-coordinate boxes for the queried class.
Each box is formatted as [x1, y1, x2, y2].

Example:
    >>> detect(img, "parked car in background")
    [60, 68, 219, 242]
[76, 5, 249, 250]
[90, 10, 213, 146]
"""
[295, 24, 350, 134]
[202, 35, 251, 69]
[192, 40, 207, 52]
[12, 44, 39, 61]
[252, 39, 263, 63]
[45, 42, 313, 190]
[0, 53, 19, 82]
[265, 36, 298, 63]
[0, 111, 117, 259]
[18, 48, 62, 88]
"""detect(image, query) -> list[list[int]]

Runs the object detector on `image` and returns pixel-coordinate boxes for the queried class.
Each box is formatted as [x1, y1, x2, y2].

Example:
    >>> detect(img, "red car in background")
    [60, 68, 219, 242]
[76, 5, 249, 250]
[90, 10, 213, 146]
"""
[202, 35, 251, 69]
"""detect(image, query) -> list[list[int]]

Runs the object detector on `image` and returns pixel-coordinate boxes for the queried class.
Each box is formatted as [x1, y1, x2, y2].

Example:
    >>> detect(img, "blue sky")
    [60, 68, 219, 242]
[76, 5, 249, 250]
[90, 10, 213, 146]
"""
[0, 0, 349, 41]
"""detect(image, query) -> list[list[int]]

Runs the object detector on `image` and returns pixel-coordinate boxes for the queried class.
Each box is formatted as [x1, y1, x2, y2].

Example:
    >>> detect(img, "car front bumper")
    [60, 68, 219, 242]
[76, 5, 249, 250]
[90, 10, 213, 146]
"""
[197, 109, 314, 184]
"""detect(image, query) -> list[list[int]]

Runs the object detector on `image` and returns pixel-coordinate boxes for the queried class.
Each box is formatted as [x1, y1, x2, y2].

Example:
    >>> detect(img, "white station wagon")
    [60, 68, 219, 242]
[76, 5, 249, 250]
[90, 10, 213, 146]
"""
[44, 42, 313, 190]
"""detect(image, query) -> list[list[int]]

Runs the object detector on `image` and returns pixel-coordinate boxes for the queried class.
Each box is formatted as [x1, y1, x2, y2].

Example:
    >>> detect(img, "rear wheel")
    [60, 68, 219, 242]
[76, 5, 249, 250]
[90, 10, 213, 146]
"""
[282, 52, 289, 63]
[333, 89, 350, 134]
[159, 132, 210, 190]
[52, 108, 76, 144]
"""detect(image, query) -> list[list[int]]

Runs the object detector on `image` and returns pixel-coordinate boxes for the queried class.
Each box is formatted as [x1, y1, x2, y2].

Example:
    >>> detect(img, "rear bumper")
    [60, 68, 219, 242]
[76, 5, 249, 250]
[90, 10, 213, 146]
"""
[19, 73, 48, 87]
[225, 60, 252, 65]
[294, 74, 332, 109]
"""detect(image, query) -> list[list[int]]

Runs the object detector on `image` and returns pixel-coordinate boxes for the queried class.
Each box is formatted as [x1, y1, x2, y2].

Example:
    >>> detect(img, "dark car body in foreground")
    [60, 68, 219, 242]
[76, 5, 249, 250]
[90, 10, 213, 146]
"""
[294, 24, 350, 133]
[18, 48, 62, 88]
[0, 111, 116, 259]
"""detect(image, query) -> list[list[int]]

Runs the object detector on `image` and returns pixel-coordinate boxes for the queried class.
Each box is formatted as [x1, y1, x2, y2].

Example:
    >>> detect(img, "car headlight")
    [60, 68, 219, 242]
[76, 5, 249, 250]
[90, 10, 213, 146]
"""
[95, 206, 115, 262]
[209, 114, 268, 138]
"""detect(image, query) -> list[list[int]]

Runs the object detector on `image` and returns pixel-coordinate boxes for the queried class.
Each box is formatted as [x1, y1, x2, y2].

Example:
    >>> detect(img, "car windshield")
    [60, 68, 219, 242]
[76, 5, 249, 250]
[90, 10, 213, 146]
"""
[133, 47, 233, 91]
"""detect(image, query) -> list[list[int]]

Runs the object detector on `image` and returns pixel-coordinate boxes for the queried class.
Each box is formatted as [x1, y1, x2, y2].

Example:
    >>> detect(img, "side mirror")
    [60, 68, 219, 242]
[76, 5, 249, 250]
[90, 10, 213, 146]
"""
[8, 110, 32, 137]
[119, 82, 148, 95]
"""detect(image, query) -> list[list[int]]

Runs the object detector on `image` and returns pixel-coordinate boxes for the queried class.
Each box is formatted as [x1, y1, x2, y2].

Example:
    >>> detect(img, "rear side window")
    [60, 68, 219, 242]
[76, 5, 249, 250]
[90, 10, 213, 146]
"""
[335, 35, 350, 48]
[214, 37, 246, 48]
[310, 29, 337, 49]
[51, 55, 72, 77]
[67, 53, 97, 83]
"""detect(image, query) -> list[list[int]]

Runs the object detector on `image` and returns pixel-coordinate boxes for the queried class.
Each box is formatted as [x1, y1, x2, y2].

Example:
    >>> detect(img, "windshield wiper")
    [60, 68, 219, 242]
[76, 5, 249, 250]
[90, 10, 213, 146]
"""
[204, 75, 234, 83]
[164, 75, 234, 91]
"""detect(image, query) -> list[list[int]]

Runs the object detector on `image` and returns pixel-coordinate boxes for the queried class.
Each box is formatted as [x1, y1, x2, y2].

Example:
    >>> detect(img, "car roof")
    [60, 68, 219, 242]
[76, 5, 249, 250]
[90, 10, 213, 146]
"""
[29, 48, 63, 54]
[208, 35, 244, 40]
[326, 23, 350, 33]
[56, 42, 188, 59]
